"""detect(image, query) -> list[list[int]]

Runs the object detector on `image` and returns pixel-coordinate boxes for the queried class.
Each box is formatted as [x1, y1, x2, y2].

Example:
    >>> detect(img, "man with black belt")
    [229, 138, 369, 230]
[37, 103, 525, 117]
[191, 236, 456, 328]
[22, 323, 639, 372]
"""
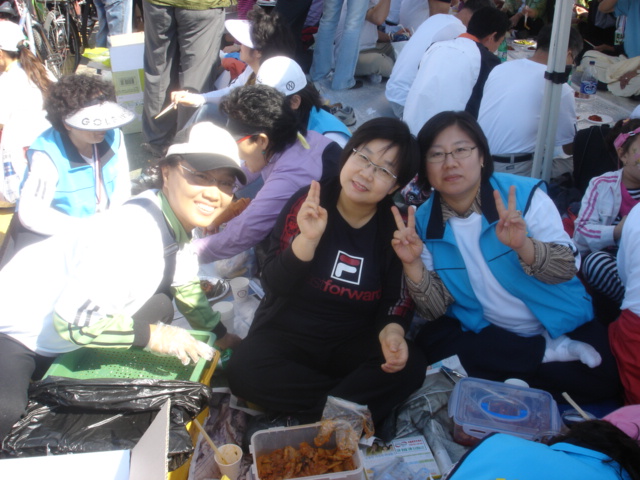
[478, 25, 583, 177]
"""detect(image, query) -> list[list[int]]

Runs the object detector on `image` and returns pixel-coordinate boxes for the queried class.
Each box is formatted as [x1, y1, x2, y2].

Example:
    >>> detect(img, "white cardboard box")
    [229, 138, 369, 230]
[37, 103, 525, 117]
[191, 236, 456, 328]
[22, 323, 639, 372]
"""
[0, 401, 170, 480]
[109, 32, 145, 134]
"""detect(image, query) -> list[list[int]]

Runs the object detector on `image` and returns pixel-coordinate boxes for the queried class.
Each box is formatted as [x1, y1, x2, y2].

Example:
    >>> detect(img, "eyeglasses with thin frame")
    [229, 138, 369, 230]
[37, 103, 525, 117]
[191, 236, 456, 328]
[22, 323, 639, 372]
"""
[179, 163, 235, 190]
[351, 148, 398, 182]
[426, 146, 478, 164]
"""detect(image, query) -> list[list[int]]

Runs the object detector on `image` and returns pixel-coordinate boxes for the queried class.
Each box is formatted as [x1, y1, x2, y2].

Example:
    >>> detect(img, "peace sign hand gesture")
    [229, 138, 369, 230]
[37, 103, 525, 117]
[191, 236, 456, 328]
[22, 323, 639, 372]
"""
[391, 206, 423, 265]
[292, 181, 327, 261]
[391, 206, 425, 283]
[494, 186, 528, 250]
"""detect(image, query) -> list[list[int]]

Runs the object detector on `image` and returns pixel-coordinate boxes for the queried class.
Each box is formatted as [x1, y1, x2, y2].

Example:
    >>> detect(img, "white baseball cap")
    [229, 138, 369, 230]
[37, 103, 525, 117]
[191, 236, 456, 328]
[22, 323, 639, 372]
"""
[256, 56, 307, 95]
[0, 21, 25, 52]
[166, 122, 247, 184]
[64, 101, 135, 131]
[225, 19, 253, 48]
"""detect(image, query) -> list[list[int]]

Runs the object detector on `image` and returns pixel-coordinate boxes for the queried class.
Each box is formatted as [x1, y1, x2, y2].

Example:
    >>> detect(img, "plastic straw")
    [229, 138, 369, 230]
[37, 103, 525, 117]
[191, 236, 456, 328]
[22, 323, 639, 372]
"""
[561, 392, 591, 421]
[192, 418, 231, 465]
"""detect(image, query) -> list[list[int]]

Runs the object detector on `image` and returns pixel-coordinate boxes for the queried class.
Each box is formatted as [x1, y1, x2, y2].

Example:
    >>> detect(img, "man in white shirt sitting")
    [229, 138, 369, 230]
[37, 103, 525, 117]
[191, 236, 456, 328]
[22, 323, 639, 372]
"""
[478, 25, 583, 177]
[386, 0, 494, 118]
[402, 6, 509, 135]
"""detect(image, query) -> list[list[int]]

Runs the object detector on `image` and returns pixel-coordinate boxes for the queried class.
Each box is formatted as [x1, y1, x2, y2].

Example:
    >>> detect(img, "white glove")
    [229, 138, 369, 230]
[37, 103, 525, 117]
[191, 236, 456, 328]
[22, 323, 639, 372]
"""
[145, 323, 214, 366]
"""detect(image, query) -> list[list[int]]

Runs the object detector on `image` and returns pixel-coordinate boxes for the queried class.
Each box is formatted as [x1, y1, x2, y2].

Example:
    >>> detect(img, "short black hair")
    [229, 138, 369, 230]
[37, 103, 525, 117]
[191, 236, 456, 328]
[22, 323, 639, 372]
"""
[460, 0, 495, 14]
[416, 111, 493, 190]
[290, 82, 323, 129]
[45, 74, 116, 132]
[536, 25, 584, 56]
[341, 117, 420, 188]
[221, 84, 302, 159]
[467, 7, 510, 42]
[247, 5, 295, 62]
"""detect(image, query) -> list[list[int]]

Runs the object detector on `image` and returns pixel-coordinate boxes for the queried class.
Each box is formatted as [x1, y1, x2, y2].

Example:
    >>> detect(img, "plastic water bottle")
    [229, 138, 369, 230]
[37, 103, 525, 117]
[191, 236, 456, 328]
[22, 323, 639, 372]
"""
[579, 61, 598, 100]
[497, 38, 508, 63]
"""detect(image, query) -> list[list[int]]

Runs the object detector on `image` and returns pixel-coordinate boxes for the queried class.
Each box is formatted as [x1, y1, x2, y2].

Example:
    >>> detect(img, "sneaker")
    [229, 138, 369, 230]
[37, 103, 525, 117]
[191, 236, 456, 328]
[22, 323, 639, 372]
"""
[369, 74, 383, 84]
[330, 105, 357, 127]
[256, 0, 277, 6]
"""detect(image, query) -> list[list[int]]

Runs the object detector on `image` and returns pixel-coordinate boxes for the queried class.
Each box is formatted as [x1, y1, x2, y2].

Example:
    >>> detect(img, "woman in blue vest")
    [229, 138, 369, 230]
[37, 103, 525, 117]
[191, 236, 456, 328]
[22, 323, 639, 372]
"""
[448, 420, 640, 480]
[0, 74, 134, 266]
[391, 111, 620, 403]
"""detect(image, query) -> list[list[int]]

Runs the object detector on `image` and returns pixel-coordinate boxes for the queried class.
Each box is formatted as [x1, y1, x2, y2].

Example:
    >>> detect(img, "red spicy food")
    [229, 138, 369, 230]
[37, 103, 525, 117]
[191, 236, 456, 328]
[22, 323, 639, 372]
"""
[588, 114, 603, 122]
[256, 442, 356, 480]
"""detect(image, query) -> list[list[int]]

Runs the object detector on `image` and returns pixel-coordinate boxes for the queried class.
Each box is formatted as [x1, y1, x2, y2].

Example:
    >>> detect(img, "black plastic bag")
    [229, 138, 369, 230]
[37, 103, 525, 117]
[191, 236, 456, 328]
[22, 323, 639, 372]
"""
[1, 377, 212, 471]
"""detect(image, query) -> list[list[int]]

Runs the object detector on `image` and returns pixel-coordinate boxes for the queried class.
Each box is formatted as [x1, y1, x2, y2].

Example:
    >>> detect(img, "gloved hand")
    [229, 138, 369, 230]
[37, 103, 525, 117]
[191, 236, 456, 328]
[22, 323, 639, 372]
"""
[145, 323, 215, 366]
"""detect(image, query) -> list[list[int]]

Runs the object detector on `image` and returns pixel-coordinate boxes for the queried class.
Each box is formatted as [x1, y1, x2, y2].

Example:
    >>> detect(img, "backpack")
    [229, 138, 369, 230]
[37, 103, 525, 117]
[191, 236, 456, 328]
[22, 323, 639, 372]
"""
[572, 125, 619, 195]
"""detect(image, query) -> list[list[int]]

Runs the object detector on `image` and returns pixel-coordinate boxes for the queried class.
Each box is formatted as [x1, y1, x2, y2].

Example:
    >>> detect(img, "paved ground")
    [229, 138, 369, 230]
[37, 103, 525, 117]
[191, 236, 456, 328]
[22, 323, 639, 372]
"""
[78, 54, 639, 178]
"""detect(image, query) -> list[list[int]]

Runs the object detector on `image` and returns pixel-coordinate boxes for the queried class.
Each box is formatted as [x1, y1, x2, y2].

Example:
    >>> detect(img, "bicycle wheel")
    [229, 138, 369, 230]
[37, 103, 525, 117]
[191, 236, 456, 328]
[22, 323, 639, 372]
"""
[30, 22, 61, 77]
[44, 4, 81, 76]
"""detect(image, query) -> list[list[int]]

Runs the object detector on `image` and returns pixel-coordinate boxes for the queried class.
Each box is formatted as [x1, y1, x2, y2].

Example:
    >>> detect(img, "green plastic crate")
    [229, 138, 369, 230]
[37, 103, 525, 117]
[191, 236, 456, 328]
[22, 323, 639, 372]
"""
[43, 330, 215, 382]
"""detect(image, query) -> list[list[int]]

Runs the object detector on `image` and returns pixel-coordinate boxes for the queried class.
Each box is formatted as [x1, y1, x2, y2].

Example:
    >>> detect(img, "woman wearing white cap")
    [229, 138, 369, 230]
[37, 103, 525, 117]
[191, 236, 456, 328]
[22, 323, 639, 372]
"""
[0, 74, 134, 265]
[256, 55, 352, 148]
[170, 6, 294, 123]
[0, 122, 245, 440]
[0, 21, 52, 207]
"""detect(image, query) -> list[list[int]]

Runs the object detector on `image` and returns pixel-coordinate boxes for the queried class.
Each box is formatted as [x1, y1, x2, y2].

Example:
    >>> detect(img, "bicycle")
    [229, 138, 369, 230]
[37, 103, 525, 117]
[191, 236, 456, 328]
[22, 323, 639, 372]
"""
[36, 0, 83, 76]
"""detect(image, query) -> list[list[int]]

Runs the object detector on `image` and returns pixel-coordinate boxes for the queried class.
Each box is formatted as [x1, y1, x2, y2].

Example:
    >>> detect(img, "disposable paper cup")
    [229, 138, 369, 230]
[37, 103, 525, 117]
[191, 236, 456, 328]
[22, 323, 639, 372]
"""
[229, 277, 250, 303]
[214, 443, 243, 480]
[212, 301, 235, 329]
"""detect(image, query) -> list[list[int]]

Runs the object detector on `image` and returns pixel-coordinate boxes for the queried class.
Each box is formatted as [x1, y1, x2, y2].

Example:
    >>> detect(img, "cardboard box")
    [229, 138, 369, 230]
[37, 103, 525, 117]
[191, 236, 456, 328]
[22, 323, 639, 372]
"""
[109, 32, 145, 134]
[0, 401, 170, 480]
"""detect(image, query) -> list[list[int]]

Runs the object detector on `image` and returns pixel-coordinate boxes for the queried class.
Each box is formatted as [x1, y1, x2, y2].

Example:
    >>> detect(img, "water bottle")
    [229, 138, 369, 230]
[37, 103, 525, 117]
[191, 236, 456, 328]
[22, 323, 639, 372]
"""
[579, 61, 598, 100]
[497, 38, 508, 63]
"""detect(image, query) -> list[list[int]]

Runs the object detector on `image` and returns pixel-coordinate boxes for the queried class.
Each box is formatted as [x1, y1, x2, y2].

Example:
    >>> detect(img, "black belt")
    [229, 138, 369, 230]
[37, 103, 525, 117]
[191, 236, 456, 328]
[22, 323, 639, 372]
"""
[492, 153, 534, 163]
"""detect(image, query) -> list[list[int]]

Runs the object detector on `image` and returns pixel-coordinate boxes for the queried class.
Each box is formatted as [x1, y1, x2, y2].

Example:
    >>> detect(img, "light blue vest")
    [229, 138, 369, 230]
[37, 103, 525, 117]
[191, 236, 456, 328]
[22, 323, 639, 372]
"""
[308, 107, 352, 138]
[449, 433, 632, 480]
[26, 128, 121, 218]
[414, 173, 593, 338]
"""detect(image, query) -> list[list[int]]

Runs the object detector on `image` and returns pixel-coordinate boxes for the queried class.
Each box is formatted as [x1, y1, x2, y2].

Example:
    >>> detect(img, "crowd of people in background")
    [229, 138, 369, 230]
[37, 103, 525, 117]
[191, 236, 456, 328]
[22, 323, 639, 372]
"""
[2, 0, 640, 475]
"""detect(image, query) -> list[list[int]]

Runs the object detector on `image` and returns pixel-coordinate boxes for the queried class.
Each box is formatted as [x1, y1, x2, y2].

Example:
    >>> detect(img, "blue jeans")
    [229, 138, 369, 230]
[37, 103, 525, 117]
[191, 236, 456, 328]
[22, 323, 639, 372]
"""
[310, 0, 368, 90]
[93, 0, 133, 47]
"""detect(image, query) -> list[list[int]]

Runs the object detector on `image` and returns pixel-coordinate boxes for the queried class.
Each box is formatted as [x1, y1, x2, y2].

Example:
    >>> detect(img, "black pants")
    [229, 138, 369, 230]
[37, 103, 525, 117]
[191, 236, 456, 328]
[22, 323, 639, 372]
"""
[275, 0, 313, 72]
[415, 316, 621, 404]
[0, 293, 174, 441]
[227, 327, 427, 427]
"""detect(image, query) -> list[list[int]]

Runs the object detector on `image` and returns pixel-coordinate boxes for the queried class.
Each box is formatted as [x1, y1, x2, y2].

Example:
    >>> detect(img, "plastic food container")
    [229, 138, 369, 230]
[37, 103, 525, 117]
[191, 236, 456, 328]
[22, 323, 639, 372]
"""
[43, 330, 215, 383]
[448, 377, 562, 446]
[251, 423, 366, 480]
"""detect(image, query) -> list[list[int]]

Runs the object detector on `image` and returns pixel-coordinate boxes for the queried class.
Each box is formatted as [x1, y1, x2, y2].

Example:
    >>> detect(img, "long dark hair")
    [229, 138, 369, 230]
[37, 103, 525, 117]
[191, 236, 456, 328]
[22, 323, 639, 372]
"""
[4, 42, 52, 95]
[549, 420, 640, 480]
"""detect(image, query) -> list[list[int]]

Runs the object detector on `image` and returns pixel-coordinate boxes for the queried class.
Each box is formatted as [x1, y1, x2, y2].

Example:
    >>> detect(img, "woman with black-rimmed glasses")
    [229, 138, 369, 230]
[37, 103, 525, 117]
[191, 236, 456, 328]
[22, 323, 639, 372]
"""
[0, 122, 244, 440]
[226, 117, 427, 431]
[392, 110, 620, 404]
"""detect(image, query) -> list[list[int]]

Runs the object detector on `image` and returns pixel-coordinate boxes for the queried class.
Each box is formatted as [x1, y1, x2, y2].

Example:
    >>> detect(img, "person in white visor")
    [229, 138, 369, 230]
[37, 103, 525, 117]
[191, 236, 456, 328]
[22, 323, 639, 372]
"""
[0, 74, 134, 266]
